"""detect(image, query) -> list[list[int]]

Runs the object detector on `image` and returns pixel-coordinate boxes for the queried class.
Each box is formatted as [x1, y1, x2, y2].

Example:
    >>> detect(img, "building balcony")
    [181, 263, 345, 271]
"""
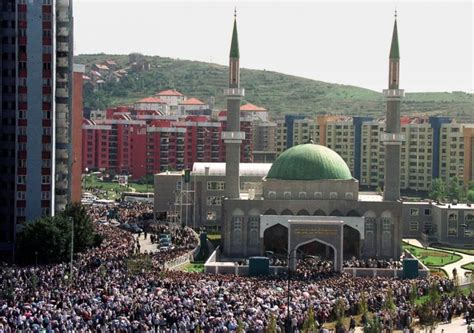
[383, 89, 405, 99]
[56, 180, 68, 190]
[57, 88, 69, 98]
[57, 42, 69, 52]
[57, 27, 70, 37]
[57, 13, 70, 23]
[57, 57, 69, 68]
[56, 149, 68, 160]
[57, 0, 70, 7]
[223, 87, 245, 97]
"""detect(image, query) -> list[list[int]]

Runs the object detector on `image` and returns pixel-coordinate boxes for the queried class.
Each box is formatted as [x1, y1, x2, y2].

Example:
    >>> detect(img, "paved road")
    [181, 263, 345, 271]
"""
[404, 238, 473, 283]
[135, 233, 158, 253]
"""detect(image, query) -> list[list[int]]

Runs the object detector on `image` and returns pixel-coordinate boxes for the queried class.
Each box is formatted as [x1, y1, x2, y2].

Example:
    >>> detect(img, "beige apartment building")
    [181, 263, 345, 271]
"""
[275, 115, 474, 191]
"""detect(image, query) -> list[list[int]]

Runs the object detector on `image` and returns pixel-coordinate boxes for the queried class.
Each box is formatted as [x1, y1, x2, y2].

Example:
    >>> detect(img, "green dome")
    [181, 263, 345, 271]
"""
[267, 144, 352, 181]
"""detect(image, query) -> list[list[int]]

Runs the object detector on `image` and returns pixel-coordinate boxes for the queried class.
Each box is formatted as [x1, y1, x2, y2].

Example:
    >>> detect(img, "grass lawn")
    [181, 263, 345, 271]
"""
[403, 243, 462, 267]
[83, 175, 151, 200]
[461, 262, 474, 271]
[183, 262, 205, 273]
[432, 245, 474, 256]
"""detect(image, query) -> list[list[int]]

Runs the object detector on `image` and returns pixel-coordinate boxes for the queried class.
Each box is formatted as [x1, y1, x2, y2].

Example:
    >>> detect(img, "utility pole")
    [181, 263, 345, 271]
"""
[69, 216, 74, 278]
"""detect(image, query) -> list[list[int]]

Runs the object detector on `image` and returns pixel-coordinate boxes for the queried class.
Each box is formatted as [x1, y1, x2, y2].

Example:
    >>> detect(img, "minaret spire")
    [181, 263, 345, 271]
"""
[382, 13, 404, 201]
[223, 10, 245, 199]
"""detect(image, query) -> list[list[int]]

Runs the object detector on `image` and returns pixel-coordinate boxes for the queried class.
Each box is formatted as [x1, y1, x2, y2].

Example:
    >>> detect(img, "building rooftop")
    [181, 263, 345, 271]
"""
[240, 103, 267, 112]
[137, 97, 165, 104]
[266, 144, 353, 181]
[157, 89, 184, 97]
[192, 162, 271, 177]
[179, 97, 205, 105]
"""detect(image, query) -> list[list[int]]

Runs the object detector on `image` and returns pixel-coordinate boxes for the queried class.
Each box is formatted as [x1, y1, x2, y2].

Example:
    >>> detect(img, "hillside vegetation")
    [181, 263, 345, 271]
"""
[75, 53, 473, 118]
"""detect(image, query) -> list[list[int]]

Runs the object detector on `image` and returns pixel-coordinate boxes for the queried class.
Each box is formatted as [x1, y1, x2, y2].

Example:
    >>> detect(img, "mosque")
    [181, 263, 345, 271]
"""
[211, 12, 404, 272]
[155, 13, 473, 271]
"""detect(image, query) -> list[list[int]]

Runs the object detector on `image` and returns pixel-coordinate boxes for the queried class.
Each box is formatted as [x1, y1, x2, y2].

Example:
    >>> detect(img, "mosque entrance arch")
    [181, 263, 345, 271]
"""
[288, 219, 344, 272]
[263, 223, 288, 255]
[298, 239, 335, 262]
[343, 225, 361, 259]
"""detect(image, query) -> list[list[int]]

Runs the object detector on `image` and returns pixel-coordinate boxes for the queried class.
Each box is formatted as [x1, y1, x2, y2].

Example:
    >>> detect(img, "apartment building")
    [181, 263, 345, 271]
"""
[82, 107, 254, 179]
[0, 0, 75, 260]
[279, 114, 474, 191]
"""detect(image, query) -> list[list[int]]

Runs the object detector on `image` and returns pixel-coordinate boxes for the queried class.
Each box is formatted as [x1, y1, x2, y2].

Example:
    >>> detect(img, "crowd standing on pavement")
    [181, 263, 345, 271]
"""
[0, 201, 473, 332]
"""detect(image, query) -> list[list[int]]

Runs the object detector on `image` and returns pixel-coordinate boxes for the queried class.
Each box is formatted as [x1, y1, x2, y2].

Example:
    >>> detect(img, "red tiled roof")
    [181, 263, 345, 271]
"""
[137, 97, 165, 104]
[157, 89, 183, 96]
[240, 103, 267, 112]
[179, 97, 205, 105]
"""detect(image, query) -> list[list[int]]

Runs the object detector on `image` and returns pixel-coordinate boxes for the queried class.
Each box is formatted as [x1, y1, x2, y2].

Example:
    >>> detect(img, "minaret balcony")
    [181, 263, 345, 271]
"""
[383, 89, 405, 99]
[380, 132, 405, 145]
[223, 88, 245, 97]
[222, 131, 245, 143]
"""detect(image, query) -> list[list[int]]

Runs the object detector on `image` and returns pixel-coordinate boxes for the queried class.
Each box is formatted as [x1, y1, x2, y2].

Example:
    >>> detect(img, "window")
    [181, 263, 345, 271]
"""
[298, 192, 306, 199]
[447, 211, 458, 237]
[206, 196, 222, 206]
[382, 218, 391, 231]
[283, 191, 291, 199]
[207, 181, 225, 191]
[267, 191, 276, 199]
[314, 192, 322, 199]
[409, 208, 419, 216]
[206, 211, 216, 221]
[42, 159, 51, 168]
[329, 192, 338, 199]
[41, 208, 50, 216]
[424, 208, 431, 216]
[409, 221, 419, 231]
[17, 191, 26, 200]
[345, 192, 354, 200]
[41, 175, 51, 184]
[41, 191, 50, 200]
[17, 175, 26, 184]
[17, 207, 25, 216]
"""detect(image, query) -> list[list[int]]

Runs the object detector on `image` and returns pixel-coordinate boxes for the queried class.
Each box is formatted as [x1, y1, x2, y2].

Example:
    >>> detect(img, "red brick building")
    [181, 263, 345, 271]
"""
[81, 106, 254, 179]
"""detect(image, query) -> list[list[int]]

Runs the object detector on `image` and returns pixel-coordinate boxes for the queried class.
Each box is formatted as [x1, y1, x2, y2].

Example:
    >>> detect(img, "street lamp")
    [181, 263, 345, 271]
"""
[266, 248, 299, 333]
[69, 216, 74, 278]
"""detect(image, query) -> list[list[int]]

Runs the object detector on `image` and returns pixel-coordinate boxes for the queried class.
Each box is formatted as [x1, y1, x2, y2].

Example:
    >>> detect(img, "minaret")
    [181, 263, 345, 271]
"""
[223, 10, 245, 199]
[382, 11, 404, 201]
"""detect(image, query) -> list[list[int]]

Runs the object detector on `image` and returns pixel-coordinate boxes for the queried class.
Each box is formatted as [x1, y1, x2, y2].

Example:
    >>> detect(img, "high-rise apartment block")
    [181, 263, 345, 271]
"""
[280, 115, 474, 191]
[0, 0, 77, 260]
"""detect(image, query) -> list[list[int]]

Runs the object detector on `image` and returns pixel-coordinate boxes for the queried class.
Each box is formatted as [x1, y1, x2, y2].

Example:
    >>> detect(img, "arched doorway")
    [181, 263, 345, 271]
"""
[297, 209, 310, 216]
[295, 238, 337, 271]
[263, 224, 288, 255]
[343, 225, 360, 259]
[298, 239, 335, 261]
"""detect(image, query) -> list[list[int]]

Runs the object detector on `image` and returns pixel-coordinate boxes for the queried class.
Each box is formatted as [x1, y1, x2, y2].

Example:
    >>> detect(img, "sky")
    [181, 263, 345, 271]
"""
[74, 0, 473, 93]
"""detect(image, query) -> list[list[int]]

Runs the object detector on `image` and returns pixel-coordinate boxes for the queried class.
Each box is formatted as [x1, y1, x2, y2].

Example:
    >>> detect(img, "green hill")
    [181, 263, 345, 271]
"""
[75, 53, 473, 118]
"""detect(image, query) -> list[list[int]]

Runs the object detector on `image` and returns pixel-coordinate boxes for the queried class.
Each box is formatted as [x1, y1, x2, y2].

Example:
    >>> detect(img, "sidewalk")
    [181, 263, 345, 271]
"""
[404, 238, 473, 282]
[135, 233, 158, 253]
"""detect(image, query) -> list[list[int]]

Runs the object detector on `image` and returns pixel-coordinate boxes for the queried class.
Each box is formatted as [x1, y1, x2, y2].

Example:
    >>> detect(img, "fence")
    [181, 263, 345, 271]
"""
[163, 227, 200, 270]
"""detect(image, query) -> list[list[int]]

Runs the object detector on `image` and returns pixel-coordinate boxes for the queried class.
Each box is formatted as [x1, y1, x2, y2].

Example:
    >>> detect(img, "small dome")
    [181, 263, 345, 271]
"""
[266, 144, 352, 181]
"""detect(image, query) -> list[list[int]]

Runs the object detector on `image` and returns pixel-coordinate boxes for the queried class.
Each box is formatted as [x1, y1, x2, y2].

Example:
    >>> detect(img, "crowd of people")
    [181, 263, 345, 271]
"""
[0, 202, 473, 332]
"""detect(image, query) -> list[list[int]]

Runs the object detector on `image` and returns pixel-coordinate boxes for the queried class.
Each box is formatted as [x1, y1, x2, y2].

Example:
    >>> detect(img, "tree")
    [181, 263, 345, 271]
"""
[409, 283, 418, 308]
[363, 315, 381, 333]
[303, 305, 318, 332]
[266, 313, 277, 333]
[61, 203, 95, 253]
[446, 176, 463, 201]
[16, 203, 97, 265]
[467, 190, 474, 202]
[359, 291, 369, 324]
[16, 216, 69, 264]
[334, 297, 346, 331]
[429, 178, 446, 202]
